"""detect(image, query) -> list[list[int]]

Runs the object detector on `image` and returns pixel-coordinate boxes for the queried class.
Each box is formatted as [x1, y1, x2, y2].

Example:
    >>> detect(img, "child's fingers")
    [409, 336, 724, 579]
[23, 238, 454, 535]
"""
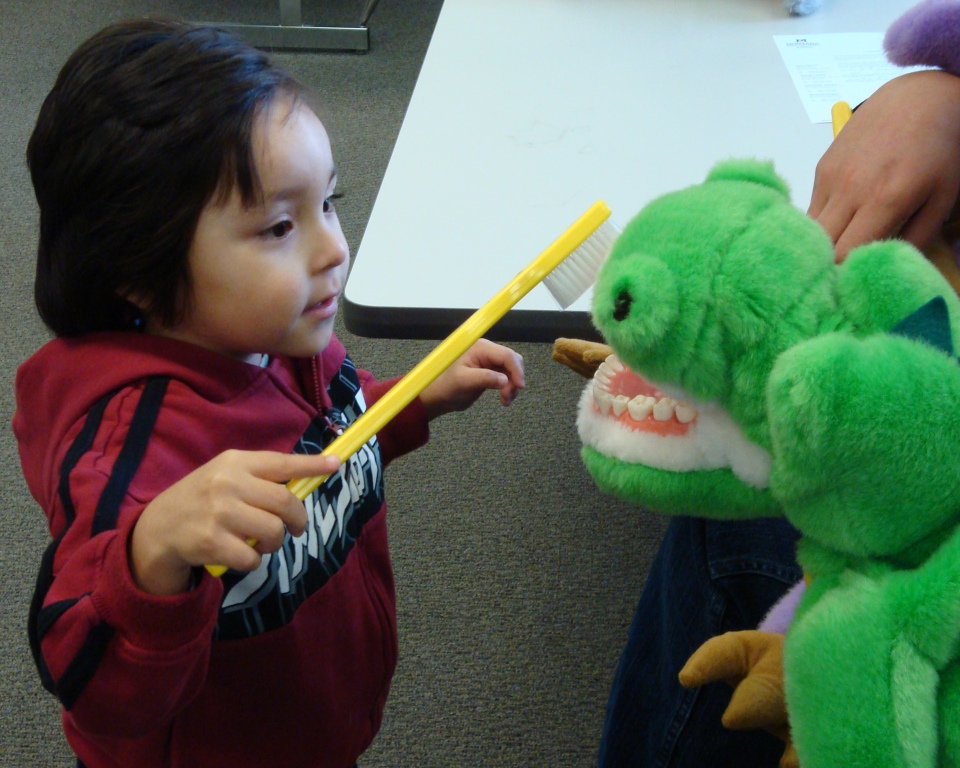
[492, 368, 524, 404]
[201, 489, 310, 574]
[210, 533, 267, 574]
[237, 449, 342, 485]
[240, 451, 344, 532]
[238, 477, 311, 537]
[466, 368, 522, 405]
[469, 339, 525, 390]
[243, 501, 295, 550]
[497, 348, 525, 389]
[207, 451, 341, 564]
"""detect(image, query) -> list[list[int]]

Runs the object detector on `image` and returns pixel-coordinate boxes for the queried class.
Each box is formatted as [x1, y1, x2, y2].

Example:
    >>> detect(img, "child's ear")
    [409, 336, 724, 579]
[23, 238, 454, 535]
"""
[117, 291, 150, 329]
[118, 288, 150, 314]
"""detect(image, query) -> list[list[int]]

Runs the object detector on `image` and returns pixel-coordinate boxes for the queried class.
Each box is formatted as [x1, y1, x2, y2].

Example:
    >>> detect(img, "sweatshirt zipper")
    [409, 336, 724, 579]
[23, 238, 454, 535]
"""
[310, 357, 324, 412]
[309, 357, 343, 436]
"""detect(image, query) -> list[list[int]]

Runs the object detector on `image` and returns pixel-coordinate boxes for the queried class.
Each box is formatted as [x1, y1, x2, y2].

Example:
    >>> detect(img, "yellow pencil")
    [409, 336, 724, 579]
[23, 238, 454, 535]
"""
[831, 101, 852, 138]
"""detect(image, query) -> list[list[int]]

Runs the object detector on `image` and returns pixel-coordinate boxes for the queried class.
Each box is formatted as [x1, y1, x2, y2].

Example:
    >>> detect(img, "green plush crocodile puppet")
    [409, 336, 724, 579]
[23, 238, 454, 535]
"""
[570, 158, 960, 768]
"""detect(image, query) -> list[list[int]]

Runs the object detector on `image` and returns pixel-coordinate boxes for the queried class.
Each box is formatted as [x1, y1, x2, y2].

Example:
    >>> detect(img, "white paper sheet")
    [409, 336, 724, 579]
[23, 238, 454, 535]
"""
[774, 33, 928, 124]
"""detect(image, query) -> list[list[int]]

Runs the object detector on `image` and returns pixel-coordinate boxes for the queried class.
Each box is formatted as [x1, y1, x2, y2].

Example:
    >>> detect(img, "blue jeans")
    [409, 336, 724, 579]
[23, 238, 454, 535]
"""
[598, 516, 803, 768]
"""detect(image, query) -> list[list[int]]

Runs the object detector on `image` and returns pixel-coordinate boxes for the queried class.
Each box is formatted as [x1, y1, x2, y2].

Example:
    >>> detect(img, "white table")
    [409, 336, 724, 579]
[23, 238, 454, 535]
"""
[343, 0, 915, 341]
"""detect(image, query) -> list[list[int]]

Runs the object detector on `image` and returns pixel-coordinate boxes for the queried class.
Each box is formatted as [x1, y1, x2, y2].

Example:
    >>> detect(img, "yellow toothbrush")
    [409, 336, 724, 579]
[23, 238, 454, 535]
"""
[206, 200, 619, 576]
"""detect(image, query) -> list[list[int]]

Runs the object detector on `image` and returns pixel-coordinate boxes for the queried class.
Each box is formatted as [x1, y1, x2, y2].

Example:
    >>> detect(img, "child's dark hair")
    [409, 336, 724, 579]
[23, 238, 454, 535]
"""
[27, 19, 306, 336]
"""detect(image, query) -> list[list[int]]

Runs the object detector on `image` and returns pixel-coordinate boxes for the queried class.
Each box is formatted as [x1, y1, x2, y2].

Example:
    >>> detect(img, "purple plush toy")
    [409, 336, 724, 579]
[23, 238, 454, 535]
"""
[885, 0, 960, 75]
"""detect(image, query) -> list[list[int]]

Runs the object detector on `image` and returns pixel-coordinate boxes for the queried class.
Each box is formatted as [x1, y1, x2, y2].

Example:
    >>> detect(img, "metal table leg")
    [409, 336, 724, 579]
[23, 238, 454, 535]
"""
[209, 0, 380, 53]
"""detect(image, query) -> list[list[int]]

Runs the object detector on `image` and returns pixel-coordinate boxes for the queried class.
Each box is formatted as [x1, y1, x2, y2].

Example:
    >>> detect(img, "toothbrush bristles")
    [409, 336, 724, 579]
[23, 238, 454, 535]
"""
[543, 218, 620, 309]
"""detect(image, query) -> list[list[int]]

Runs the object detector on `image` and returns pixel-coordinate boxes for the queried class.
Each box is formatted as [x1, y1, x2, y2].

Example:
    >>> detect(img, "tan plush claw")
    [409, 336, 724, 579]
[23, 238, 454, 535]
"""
[552, 338, 614, 379]
[780, 743, 799, 768]
[679, 630, 797, 768]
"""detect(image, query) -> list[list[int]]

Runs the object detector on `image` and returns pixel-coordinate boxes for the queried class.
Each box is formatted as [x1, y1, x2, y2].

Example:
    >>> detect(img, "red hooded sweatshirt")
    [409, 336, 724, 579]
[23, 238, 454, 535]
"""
[13, 332, 429, 768]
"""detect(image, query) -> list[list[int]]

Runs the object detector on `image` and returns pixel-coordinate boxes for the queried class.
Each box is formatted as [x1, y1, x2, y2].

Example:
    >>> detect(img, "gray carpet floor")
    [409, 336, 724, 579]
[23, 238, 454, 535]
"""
[0, 2, 666, 765]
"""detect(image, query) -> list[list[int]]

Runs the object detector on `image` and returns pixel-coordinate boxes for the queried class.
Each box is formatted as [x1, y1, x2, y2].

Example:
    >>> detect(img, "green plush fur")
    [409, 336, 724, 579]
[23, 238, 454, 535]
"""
[579, 158, 960, 767]
[582, 448, 781, 518]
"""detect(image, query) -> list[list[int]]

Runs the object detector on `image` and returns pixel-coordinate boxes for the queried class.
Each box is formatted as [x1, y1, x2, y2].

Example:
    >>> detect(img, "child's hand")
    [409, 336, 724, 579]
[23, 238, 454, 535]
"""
[419, 338, 525, 420]
[129, 450, 342, 595]
[807, 70, 960, 262]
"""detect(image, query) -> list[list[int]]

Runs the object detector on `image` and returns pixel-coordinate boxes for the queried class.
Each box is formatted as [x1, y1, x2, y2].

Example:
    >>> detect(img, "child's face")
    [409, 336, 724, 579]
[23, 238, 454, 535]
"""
[150, 97, 349, 363]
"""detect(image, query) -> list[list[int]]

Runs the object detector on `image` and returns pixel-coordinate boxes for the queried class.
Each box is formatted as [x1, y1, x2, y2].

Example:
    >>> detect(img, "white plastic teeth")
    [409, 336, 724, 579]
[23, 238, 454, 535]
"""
[603, 354, 624, 372]
[627, 395, 655, 420]
[652, 397, 677, 422]
[593, 387, 614, 415]
[675, 404, 697, 423]
[612, 395, 630, 416]
[592, 355, 698, 425]
[592, 355, 620, 390]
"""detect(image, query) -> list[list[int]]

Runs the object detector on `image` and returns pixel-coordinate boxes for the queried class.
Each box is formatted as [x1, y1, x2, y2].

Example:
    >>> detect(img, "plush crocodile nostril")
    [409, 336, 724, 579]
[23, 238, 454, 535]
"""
[613, 290, 633, 321]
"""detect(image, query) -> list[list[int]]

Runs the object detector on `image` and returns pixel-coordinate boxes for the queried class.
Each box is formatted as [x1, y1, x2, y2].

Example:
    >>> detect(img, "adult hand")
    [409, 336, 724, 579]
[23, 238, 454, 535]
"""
[808, 70, 960, 261]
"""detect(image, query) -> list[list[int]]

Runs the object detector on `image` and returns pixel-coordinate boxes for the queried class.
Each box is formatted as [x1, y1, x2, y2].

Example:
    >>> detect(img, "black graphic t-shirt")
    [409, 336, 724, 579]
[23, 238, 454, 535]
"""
[215, 357, 385, 640]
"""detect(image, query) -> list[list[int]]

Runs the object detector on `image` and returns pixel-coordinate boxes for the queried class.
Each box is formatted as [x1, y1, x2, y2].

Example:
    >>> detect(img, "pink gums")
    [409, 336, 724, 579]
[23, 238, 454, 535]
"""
[593, 367, 692, 437]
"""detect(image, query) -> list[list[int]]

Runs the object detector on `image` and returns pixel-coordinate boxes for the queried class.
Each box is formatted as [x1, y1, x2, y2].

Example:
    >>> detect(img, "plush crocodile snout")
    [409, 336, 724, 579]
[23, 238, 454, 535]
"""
[592, 253, 680, 365]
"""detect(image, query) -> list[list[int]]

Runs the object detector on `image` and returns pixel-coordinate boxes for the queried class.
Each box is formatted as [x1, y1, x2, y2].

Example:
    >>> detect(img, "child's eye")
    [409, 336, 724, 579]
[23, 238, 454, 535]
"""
[324, 193, 343, 213]
[262, 220, 293, 239]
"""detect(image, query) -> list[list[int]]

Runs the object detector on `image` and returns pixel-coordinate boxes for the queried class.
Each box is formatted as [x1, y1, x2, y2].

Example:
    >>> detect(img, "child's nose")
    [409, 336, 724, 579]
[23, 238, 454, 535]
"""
[311, 226, 349, 272]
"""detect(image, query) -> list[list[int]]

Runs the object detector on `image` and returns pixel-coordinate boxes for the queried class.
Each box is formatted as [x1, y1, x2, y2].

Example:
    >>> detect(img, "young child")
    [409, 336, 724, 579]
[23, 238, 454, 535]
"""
[14, 19, 525, 768]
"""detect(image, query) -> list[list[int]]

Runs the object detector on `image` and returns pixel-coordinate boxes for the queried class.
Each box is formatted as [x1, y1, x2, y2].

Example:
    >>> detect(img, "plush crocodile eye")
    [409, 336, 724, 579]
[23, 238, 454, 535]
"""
[613, 289, 633, 321]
